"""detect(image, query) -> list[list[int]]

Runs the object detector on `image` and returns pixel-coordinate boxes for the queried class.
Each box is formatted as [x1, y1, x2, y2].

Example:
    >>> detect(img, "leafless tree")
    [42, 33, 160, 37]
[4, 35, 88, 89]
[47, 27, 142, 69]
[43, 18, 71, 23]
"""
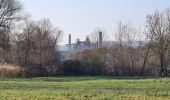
[140, 33, 153, 75]
[0, 0, 22, 28]
[0, 0, 22, 63]
[0, 28, 11, 63]
[115, 22, 139, 74]
[146, 8, 170, 76]
[15, 21, 37, 66]
[35, 19, 62, 76]
[14, 19, 62, 76]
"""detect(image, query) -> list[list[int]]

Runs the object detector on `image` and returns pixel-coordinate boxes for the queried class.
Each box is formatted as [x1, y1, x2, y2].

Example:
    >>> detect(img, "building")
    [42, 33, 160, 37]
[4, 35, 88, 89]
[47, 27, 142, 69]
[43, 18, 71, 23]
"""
[56, 34, 92, 60]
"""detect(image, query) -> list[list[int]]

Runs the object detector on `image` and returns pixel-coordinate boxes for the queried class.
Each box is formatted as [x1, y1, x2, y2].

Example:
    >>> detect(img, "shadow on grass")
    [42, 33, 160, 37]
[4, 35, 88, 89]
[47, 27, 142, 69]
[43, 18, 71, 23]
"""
[0, 76, 159, 82]
[31, 76, 156, 82]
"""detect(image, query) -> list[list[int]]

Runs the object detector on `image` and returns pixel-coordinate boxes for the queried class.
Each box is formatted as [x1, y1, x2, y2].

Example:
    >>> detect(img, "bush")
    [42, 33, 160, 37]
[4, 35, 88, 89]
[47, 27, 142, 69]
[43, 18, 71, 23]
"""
[0, 64, 22, 77]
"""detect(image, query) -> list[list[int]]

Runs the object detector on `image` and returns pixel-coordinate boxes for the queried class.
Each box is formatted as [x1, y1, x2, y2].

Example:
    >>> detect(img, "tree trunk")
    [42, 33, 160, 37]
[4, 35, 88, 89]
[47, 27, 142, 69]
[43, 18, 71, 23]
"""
[159, 54, 167, 77]
[141, 47, 150, 76]
[160, 60, 164, 76]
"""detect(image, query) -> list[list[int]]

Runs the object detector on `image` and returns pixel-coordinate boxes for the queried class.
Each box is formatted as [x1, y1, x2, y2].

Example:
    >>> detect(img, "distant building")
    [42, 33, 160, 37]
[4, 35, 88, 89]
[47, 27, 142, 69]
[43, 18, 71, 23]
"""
[75, 36, 92, 49]
[56, 32, 140, 60]
[56, 34, 92, 60]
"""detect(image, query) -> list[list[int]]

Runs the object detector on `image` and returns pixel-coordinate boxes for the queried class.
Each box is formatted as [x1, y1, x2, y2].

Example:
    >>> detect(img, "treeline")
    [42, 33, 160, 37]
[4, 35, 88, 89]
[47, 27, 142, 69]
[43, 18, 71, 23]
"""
[63, 8, 170, 77]
[0, 0, 170, 77]
[0, 0, 62, 77]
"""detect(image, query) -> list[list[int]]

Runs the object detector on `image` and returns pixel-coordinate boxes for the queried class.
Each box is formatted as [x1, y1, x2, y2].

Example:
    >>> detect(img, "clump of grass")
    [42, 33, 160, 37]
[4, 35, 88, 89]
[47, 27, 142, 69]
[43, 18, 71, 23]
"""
[0, 64, 22, 77]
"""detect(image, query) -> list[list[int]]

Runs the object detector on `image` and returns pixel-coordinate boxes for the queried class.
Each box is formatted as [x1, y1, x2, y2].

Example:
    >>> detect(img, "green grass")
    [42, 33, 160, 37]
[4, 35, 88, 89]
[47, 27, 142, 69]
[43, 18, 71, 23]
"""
[0, 76, 170, 100]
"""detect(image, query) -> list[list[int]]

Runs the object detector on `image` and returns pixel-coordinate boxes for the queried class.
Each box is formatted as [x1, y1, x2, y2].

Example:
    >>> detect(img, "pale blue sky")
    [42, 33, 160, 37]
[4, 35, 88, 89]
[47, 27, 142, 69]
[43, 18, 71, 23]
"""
[21, 0, 170, 45]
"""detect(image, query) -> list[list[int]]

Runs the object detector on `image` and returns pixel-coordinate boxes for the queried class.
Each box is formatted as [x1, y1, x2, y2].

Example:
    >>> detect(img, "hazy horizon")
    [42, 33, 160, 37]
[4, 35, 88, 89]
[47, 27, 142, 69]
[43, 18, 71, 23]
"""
[21, 0, 170, 45]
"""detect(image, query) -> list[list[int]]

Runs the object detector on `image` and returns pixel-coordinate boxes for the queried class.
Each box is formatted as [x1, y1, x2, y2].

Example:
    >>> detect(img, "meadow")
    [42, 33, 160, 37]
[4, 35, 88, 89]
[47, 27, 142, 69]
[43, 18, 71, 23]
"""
[0, 76, 170, 100]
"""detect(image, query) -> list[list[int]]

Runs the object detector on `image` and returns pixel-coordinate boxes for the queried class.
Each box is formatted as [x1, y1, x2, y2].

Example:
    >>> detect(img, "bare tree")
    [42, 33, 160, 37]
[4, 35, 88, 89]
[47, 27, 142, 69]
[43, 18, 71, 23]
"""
[0, 0, 22, 28]
[0, 28, 10, 63]
[146, 8, 170, 76]
[35, 19, 62, 76]
[140, 33, 153, 75]
[114, 22, 127, 75]
[14, 19, 62, 76]
[15, 21, 37, 66]
[0, 0, 22, 63]
[115, 22, 139, 74]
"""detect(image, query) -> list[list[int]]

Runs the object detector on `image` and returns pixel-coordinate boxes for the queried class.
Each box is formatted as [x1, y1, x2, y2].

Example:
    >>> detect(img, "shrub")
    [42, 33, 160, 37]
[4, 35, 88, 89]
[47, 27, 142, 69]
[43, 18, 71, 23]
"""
[0, 64, 22, 77]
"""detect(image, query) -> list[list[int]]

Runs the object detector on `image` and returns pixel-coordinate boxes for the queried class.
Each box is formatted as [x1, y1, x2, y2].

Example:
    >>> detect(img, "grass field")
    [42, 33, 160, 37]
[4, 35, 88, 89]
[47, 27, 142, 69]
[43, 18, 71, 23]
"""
[0, 76, 170, 100]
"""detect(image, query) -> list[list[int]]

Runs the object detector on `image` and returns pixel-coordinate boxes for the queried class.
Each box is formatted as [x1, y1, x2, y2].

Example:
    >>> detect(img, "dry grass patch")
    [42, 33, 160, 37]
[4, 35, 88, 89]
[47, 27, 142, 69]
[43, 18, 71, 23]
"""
[0, 64, 22, 77]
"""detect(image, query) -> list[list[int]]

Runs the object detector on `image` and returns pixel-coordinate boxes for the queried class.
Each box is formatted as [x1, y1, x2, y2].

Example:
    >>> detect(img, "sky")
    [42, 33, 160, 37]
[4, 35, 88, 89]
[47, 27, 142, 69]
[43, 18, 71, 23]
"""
[21, 0, 170, 45]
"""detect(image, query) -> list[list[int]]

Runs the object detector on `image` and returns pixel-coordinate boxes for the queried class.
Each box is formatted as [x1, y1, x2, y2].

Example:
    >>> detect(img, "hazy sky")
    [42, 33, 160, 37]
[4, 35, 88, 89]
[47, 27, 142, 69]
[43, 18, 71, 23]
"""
[21, 0, 170, 45]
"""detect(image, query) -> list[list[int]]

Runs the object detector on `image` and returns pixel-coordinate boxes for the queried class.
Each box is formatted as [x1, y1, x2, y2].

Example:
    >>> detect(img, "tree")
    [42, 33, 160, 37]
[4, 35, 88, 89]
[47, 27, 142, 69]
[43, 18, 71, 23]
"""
[0, 0, 22, 28]
[0, 28, 11, 63]
[0, 0, 22, 63]
[114, 22, 139, 75]
[35, 19, 62, 76]
[140, 35, 153, 75]
[14, 19, 62, 76]
[146, 8, 170, 76]
[15, 21, 37, 66]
